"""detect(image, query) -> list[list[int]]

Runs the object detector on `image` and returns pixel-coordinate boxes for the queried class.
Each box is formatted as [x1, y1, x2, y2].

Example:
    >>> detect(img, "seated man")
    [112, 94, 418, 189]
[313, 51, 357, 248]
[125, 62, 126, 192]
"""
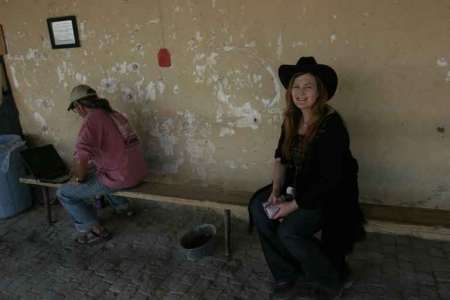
[57, 84, 148, 245]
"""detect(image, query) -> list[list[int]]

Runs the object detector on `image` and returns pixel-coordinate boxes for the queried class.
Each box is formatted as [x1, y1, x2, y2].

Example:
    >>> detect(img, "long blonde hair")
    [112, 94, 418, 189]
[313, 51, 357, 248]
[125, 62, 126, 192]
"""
[281, 72, 330, 160]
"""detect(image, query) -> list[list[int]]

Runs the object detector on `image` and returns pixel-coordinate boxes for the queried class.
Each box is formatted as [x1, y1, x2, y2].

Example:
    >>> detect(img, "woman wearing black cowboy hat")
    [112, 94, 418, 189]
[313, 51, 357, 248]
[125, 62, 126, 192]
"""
[249, 57, 365, 299]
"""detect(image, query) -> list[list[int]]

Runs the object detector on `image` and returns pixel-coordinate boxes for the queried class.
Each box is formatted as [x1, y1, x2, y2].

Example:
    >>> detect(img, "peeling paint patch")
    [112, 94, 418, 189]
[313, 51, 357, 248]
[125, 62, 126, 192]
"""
[112, 62, 139, 75]
[100, 78, 119, 94]
[330, 34, 337, 43]
[245, 41, 256, 48]
[121, 87, 134, 102]
[9, 66, 19, 88]
[292, 41, 305, 48]
[157, 80, 165, 95]
[223, 46, 235, 52]
[75, 73, 87, 83]
[225, 160, 237, 169]
[161, 157, 184, 174]
[263, 65, 281, 109]
[35, 98, 55, 111]
[145, 82, 157, 101]
[276, 33, 283, 58]
[437, 58, 448, 67]
[219, 127, 235, 137]
[159, 118, 177, 156]
[33, 112, 48, 133]
[233, 102, 261, 129]
[195, 31, 203, 42]
[186, 138, 216, 179]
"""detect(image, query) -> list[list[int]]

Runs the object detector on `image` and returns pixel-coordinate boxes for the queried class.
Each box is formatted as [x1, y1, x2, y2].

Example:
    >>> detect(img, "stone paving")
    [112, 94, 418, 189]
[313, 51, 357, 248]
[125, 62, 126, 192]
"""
[0, 199, 450, 300]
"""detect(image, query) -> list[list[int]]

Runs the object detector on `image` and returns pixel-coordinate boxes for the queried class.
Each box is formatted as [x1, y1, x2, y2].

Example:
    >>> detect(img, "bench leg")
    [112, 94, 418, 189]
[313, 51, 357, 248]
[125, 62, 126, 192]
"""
[224, 209, 231, 257]
[42, 187, 55, 225]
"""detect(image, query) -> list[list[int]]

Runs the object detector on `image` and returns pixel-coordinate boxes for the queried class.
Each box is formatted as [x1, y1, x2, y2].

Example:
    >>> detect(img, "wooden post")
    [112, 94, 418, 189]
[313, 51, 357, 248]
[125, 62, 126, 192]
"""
[42, 187, 55, 225]
[224, 209, 231, 257]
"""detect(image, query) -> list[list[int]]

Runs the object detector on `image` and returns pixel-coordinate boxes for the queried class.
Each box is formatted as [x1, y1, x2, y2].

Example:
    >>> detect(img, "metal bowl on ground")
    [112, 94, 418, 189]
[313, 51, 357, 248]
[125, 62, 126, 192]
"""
[179, 223, 216, 261]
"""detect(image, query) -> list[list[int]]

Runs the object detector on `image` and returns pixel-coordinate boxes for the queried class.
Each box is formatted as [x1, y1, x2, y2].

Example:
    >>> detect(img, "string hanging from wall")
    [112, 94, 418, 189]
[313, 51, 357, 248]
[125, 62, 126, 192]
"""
[157, 0, 171, 67]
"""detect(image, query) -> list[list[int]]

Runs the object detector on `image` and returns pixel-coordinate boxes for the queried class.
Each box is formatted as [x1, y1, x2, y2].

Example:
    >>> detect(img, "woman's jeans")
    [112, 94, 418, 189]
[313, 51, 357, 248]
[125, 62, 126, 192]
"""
[249, 188, 340, 289]
[56, 173, 129, 232]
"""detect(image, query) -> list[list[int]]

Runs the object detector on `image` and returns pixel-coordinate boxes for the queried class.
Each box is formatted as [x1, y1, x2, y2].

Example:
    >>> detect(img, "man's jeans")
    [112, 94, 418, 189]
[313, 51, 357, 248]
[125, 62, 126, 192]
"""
[56, 173, 129, 232]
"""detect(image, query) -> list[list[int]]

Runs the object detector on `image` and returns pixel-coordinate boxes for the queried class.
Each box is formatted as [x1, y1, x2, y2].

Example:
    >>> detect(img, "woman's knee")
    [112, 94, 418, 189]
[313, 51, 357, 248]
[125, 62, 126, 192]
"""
[277, 222, 311, 244]
[249, 193, 268, 221]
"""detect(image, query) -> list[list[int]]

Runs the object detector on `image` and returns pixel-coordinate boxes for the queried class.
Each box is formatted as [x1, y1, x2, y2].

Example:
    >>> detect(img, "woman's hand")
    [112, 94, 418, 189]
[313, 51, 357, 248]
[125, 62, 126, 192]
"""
[268, 191, 282, 204]
[272, 200, 299, 220]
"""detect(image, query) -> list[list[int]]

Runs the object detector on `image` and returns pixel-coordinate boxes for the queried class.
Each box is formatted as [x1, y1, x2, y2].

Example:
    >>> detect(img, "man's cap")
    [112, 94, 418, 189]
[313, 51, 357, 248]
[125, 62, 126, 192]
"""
[68, 84, 97, 111]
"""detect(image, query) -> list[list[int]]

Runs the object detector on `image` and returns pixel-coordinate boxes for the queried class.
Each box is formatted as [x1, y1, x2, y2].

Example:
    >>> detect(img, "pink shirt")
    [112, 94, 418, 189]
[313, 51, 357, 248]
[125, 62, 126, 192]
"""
[74, 109, 148, 189]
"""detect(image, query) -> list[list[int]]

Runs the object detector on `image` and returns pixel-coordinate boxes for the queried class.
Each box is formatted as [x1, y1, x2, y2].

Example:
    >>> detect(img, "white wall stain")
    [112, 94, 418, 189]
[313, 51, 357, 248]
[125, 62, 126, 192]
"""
[276, 33, 283, 58]
[330, 34, 337, 43]
[9, 65, 19, 88]
[157, 80, 166, 95]
[148, 18, 160, 24]
[219, 127, 235, 137]
[262, 65, 281, 110]
[75, 73, 87, 83]
[245, 41, 256, 48]
[195, 31, 203, 42]
[223, 46, 235, 52]
[145, 81, 157, 101]
[100, 77, 119, 94]
[225, 160, 237, 169]
[56, 61, 74, 88]
[79, 20, 87, 40]
[292, 41, 306, 48]
[437, 58, 448, 67]
[34, 98, 55, 111]
[159, 118, 177, 156]
[33, 112, 48, 133]
[215, 80, 261, 129]
[233, 102, 261, 129]
[185, 137, 216, 179]
[161, 157, 185, 174]
[121, 87, 134, 102]
[173, 84, 180, 94]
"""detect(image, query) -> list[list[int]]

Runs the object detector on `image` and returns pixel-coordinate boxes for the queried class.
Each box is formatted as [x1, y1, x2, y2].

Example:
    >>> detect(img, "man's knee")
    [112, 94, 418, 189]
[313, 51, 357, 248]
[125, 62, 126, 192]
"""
[56, 185, 77, 203]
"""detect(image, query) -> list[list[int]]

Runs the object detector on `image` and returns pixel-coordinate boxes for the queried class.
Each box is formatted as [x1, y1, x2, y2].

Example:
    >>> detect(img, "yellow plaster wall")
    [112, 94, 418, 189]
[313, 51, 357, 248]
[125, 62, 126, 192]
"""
[0, 0, 449, 209]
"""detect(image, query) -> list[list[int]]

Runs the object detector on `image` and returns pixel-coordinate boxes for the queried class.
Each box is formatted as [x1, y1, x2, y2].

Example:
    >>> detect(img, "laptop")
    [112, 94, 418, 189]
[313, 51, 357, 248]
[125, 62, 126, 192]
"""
[20, 144, 71, 183]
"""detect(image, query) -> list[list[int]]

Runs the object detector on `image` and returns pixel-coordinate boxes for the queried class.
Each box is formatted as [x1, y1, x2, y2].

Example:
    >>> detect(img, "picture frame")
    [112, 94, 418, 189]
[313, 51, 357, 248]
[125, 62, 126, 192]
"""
[47, 16, 80, 49]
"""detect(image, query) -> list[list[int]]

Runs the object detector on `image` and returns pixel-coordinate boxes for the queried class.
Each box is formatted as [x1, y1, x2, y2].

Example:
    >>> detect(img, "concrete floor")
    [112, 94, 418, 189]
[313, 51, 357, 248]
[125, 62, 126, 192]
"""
[0, 200, 449, 300]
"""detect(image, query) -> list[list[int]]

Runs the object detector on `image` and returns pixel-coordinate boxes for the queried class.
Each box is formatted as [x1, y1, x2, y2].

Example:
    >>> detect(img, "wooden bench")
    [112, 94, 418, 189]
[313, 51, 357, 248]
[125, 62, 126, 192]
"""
[19, 176, 251, 256]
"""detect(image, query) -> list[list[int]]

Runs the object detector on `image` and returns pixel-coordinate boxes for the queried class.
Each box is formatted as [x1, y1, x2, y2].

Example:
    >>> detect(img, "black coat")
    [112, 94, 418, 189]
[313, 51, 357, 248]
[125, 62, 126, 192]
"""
[249, 110, 366, 256]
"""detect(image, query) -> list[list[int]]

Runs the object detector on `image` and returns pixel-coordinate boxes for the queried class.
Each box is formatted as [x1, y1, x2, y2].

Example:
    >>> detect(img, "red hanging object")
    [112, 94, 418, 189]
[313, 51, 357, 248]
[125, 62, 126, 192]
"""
[158, 48, 171, 67]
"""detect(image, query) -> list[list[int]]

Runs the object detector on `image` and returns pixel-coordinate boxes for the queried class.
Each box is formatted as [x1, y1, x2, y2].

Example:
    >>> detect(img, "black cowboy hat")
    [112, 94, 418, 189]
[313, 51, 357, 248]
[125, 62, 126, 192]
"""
[278, 56, 338, 100]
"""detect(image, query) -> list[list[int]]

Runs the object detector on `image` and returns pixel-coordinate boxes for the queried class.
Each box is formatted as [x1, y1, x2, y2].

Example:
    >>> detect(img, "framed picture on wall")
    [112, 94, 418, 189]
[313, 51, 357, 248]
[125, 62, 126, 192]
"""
[47, 16, 80, 49]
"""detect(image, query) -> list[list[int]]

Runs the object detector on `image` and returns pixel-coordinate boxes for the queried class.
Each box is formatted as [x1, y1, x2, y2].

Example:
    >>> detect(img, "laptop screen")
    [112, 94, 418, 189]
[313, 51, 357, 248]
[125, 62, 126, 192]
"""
[20, 145, 68, 179]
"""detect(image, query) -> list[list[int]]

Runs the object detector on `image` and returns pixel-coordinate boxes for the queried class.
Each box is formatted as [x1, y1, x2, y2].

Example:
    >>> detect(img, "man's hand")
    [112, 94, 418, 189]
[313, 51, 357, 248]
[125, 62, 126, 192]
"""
[272, 200, 298, 220]
[72, 158, 88, 183]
